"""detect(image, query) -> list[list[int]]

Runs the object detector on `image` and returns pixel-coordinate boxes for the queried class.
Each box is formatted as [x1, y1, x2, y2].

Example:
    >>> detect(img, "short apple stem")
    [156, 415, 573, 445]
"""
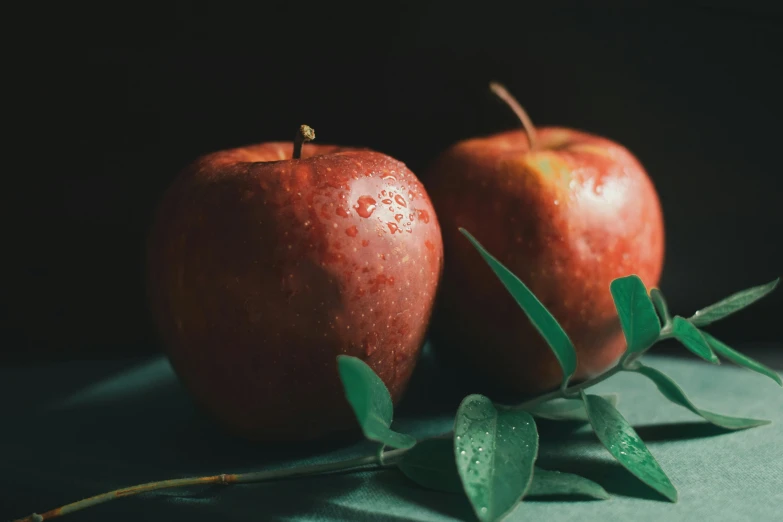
[293, 124, 316, 159]
[489, 82, 538, 151]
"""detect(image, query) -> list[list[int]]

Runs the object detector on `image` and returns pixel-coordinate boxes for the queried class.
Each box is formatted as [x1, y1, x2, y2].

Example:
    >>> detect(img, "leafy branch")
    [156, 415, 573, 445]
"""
[12, 229, 780, 522]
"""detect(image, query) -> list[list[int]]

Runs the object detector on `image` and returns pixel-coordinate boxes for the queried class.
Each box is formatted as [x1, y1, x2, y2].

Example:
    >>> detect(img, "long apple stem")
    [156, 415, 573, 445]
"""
[292, 124, 316, 159]
[12, 449, 407, 522]
[489, 82, 538, 151]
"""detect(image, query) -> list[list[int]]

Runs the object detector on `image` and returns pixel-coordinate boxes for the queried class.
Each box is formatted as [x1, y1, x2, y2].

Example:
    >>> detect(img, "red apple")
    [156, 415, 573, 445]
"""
[147, 125, 443, 441]
[426, 84, 664, 395]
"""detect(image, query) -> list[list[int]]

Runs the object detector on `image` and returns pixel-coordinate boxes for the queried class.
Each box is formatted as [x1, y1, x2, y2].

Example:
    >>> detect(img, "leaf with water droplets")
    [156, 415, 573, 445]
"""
[398, 438, 463, 494]
[581, 392, 677, 502]
[526, 468, 610, 500]
[460, 228, 577, 389]
[700, 331, 782, 386]
[671, 317, 719, 364]
[526, 394, 619, 422]
[337, 355, 416, 449]
[610, 275, 661, 353]
[689, 278, 779, 327]
[399, 442, 609, 502]
[633, 364, 770, 430]
[454, 394, 538, 522]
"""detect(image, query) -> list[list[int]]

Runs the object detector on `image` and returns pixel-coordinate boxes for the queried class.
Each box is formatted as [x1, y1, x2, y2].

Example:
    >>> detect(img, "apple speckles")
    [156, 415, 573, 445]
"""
[416, 209, 430, 223]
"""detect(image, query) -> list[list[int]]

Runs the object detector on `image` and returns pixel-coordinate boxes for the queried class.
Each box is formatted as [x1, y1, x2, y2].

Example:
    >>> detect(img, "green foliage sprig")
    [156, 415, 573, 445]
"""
[340, 228, 780, 521]
[13, 228, 780, 522]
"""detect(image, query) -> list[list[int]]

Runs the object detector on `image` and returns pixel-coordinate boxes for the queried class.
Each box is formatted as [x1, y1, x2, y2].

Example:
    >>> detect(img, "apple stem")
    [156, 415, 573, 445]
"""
[292, 124, 316, 159]
[489, 82, 538, 151]
[11, 449, 408, 522]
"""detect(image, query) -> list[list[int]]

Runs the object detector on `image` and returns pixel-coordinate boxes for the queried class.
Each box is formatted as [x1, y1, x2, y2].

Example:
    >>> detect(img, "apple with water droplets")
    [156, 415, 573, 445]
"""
[427, 84, 664, 395]
[147, 125, 443, 441]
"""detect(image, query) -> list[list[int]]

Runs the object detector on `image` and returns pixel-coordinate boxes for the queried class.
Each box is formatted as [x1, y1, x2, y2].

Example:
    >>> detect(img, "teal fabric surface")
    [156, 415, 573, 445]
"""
[2, 346, 782, 521]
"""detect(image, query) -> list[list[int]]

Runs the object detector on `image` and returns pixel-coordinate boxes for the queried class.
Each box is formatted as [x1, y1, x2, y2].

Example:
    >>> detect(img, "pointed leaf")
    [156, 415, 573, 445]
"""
[455, 394, 538, 522]
[701, 331, 782, 386]
[650, 288, 672, 325]
[527, 394, 619, 422]
[610, 275, 661, 352]
[671, 317, 719, 364]
[632, 364, 769, 429]
[337, 355, 416, 449]
[581, 392, 677, 502]
[527, 468, 610, 500]
[689, 278, 779, 327]
[398, 438, 463, 494]
[460, 228, 577, 389]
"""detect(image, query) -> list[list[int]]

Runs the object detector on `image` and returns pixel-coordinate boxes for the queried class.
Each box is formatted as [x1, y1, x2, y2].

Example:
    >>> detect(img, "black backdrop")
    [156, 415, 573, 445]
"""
[7, 3, 782, 361]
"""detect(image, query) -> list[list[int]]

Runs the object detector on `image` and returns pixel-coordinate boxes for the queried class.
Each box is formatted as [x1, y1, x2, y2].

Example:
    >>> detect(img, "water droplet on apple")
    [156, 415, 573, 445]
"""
[354, 196, 377, 218]
[382, 174, 396, 182]
[336, 206, 350, 218]
[416, 209, 430, 224]
[394, 194, 407, 208]
[345, 226, 358, 237]
[387, 222, 399, 234]
[394, 214, 403, 222]
[382, 198, 392, 205]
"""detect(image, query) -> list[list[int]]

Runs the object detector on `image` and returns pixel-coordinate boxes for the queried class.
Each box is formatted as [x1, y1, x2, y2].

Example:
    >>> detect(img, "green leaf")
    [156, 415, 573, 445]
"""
[610, 275, 661, 353]
[454, 394, 538, 522]
[701, 331, 782, 386]
[689, 278, 780, 327]
[526, 394, 619, 422]
[581, 392, 678, 502]
[336, 355, 416, 449]
[460, 228, 577, 389]
[632, 364, 769, 429]
[398, 438, 463, 494]
[650, 288, 672, 325]
[399, 442, 609, 502]
[527, 468, 610, 500]
[671, 317, 719, 364]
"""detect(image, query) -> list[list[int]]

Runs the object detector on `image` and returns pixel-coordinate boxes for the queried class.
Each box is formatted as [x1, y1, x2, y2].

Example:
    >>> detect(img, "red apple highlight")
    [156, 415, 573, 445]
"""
[427, 84, 664, 395]
[147, 126, 443, 441]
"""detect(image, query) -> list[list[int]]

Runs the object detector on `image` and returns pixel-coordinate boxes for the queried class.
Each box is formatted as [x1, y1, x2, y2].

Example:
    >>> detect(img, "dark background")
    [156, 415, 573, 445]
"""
[6, 3, 782, 363]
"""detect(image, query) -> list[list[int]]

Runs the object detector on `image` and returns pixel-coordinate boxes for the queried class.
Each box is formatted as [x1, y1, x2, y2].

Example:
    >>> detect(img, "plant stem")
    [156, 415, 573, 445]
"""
[489, 82, 538, 150]
[503, 364, 625, 411]
[292, 124, 315, 159]
[12, 448, 407, 522]
[504, 327, 674, 412]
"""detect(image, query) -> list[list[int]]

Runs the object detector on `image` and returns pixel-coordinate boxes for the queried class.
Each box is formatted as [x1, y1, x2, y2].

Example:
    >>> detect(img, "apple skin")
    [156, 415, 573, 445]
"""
[426, 127, 664, 395]
[147, 141, 443, 441]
